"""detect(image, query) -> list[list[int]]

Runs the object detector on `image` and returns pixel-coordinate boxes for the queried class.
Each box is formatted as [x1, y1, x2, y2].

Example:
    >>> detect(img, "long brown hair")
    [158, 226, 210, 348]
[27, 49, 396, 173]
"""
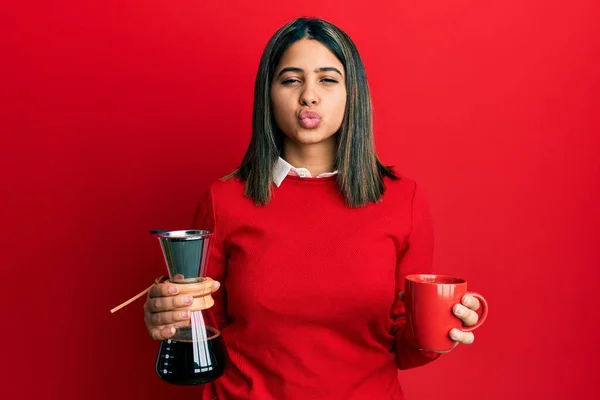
[227, 17, 399, 207]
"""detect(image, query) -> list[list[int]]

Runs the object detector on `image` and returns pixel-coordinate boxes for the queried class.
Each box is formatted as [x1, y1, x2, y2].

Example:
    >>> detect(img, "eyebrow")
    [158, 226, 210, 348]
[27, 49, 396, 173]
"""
[276, 67, 343, 78]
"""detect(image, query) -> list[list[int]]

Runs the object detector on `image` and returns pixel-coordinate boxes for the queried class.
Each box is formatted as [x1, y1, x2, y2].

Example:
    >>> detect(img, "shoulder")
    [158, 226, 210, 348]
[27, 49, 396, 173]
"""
[207, 175, 245, 196]
[383, 174, 418, 200]
[202, 175, 250, 211]
[192, 175, 247, 227]
[381, 174, 432, 215]
[383, 178, 434, 238]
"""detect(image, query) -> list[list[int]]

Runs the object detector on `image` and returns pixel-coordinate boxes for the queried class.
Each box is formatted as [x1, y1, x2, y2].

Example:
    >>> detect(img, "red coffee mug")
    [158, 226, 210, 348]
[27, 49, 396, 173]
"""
[404, 274, 488, 353]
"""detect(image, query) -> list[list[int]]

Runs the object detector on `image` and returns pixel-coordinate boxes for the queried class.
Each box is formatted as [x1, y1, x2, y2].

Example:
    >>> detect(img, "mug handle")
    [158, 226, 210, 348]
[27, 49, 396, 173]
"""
[460, 291, 488, 332]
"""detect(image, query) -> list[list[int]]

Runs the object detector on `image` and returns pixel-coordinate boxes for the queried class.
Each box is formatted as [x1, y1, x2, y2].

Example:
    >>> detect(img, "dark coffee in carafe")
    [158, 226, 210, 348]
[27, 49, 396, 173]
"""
[156, 326, 226, 385]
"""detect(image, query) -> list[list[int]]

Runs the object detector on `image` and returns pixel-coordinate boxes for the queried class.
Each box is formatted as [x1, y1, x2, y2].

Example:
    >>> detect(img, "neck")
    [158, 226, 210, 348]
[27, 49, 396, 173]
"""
[282, 137, 337, 176]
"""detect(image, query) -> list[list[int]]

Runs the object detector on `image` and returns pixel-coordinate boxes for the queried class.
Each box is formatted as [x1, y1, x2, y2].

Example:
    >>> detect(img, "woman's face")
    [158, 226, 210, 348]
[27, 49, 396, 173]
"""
[271, 39, 347, 148]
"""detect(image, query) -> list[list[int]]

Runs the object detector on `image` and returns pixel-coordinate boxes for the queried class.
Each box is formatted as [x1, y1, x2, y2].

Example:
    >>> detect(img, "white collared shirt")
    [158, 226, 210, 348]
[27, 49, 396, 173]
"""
[273, 157, 338, 187]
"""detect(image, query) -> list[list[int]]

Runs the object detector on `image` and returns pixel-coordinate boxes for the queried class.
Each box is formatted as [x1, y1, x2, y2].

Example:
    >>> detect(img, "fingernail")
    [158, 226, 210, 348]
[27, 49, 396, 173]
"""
[169, 327, 175, 335]
[168, 285, 178, 295]
[451, 330, 460, 340]
[454, 305, 463, 315]
[463, 297, 471, 306]
[180, 310, 189, 318]
[184, 296, 193, 305]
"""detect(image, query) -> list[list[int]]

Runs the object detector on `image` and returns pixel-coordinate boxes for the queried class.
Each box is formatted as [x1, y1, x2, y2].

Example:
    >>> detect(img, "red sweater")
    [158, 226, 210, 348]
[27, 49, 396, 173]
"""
[191, 174, 440, 399]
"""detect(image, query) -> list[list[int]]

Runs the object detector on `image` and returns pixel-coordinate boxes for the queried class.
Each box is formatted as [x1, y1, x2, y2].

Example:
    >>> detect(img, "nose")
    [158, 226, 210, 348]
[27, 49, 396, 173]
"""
[299, 83, 319, 106]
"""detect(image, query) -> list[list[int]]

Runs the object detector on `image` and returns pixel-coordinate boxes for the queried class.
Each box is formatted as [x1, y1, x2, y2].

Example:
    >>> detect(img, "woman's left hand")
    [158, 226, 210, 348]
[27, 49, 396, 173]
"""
[449, 294, 481, 346]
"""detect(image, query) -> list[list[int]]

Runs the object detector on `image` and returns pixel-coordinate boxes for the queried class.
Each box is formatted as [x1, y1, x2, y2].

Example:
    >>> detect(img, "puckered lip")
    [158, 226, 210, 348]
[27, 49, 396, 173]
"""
[298, 109, 322, 119]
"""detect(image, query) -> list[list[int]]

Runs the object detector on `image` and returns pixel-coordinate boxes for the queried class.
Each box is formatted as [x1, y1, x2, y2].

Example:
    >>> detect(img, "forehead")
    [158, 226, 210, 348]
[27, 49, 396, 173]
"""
[276, 39, 344, 72]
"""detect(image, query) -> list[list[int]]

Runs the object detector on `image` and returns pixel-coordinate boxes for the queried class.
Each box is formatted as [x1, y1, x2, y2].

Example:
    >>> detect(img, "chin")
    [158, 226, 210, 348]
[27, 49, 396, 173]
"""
[290, 128, 336, 145]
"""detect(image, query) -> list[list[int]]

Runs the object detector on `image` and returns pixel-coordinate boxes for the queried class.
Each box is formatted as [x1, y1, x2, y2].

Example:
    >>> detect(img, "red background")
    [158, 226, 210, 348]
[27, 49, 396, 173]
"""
[2, 1, 599, 399]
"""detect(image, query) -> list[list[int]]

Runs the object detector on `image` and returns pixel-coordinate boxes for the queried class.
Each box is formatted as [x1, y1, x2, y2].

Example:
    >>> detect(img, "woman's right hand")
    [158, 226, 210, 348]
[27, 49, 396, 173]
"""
[144, 277, 221, 340]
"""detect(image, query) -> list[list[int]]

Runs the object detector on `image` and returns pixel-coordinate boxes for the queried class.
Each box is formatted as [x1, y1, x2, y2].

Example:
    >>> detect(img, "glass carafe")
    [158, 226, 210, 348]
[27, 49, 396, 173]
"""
[152, 230, 227, 385]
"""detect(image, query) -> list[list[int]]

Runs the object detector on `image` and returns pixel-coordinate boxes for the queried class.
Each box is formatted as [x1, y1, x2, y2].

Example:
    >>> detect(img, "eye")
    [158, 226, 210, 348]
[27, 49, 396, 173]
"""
[281, 78, 301, 85]
[321, 78, 339, 84]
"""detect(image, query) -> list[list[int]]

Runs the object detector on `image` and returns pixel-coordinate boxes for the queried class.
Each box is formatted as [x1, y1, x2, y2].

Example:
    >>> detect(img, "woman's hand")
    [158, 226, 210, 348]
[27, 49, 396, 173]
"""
[143, 278, 221, 340]
[398, 291, 483, 348]
[449, 294, 481, 345]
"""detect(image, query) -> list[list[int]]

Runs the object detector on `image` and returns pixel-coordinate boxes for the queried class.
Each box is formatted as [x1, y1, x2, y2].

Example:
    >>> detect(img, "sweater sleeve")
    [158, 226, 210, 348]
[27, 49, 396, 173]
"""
[390, 183, 441, 369]
[191, 185, 229, 330]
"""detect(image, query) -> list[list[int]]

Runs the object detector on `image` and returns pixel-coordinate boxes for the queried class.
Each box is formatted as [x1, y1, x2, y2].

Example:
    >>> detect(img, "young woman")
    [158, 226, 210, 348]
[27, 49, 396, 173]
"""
[144, 17, 482, 399]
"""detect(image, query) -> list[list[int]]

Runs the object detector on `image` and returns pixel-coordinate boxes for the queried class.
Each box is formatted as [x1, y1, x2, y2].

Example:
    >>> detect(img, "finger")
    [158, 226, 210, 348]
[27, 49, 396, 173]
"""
[146, 293, 197, 312]
[146, 318, 191, 332]
[148, 279, 218, 301]
[462, 294, 480, 311]
[177, 278, 220, 296]
[149, 326, 176, 341]
[453, 304, 479, 326]
[150, 310, 192, 326]
[148, 319, 193, 340]
[152, 295, 216, 313]
[181, 295, 215, 311]
[449, 329, 475, 345]
[148, 281, 180, 298]
[171, 320, 191, 329]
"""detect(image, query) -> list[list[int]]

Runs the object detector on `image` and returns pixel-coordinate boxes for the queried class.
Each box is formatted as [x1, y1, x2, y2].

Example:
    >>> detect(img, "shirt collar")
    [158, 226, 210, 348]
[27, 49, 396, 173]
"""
[273, 157, 338, 187]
